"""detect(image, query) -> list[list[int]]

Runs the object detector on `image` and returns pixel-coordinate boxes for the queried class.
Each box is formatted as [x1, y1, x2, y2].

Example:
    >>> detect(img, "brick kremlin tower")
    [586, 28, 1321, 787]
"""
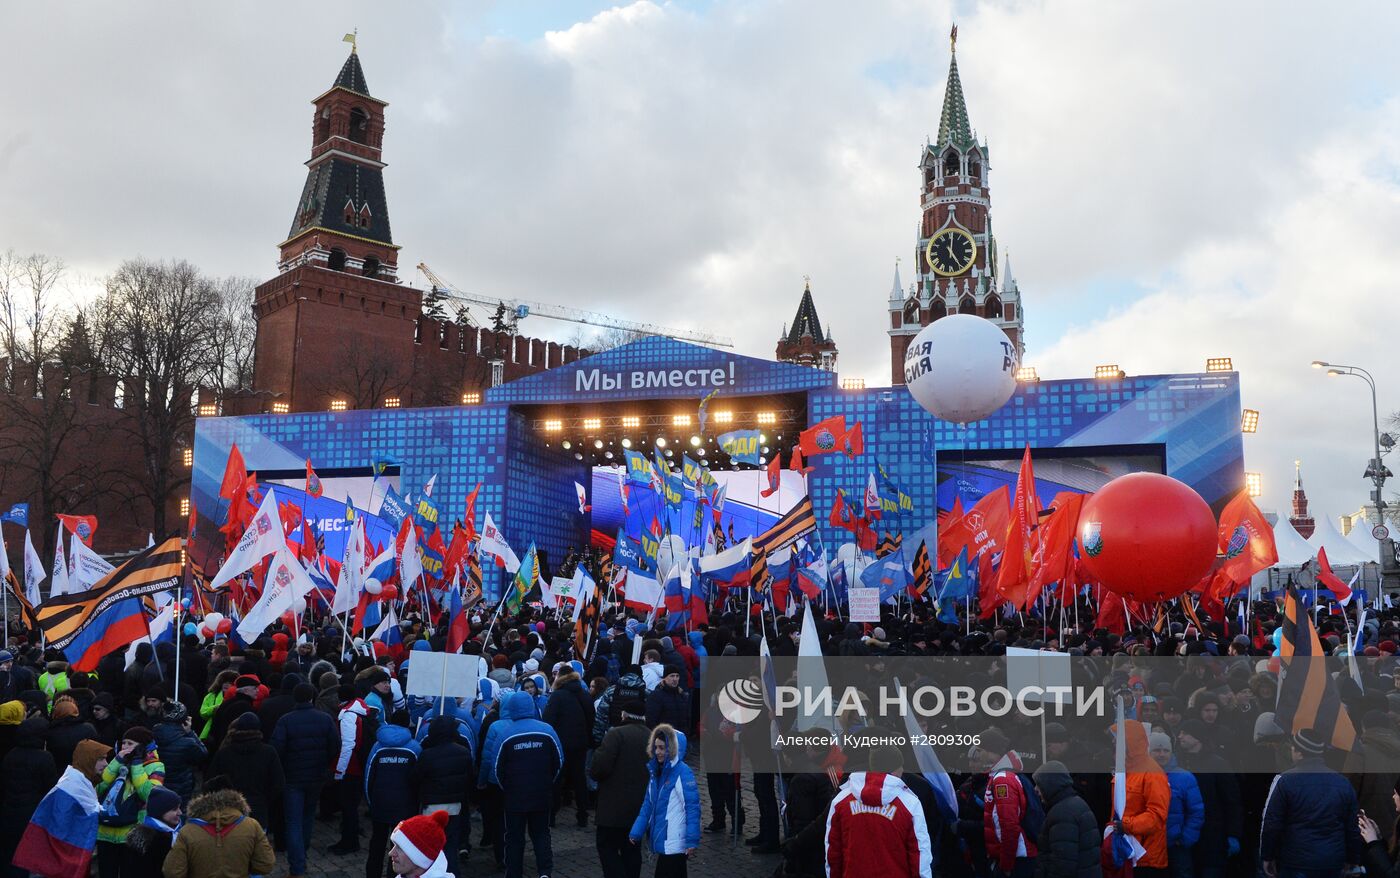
[1290, 459, 1316, 539]
[775, 279, 838, 371]
[888, 26, 1024, 385]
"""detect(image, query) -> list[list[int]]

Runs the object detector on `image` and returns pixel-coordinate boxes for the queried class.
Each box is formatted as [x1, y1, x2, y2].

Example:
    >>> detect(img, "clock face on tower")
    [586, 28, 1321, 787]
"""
[925, 228, 977, 277]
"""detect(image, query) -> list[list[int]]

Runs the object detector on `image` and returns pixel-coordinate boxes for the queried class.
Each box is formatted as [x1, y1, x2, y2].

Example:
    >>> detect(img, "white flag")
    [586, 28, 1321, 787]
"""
[0, 526, 9, 582]
[333, 517, 365, 615]
[211, 488, 284, 589]
[50, 537, 72, 598]
[369, 604, 400, 643]
[479, 513, 520, 573]
[23, 530, 44, 606]
[398, 522, 424, 589]
[423, 474, 437, 498]
[571, 568, 596, 623]
[70, 533, 115, 590]
[236, 547, 308, 641]
[575, 481, 590, 514]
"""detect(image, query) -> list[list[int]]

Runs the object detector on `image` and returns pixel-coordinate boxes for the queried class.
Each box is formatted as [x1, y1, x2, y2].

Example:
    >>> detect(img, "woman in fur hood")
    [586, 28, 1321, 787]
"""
[162, 784, 275, 878]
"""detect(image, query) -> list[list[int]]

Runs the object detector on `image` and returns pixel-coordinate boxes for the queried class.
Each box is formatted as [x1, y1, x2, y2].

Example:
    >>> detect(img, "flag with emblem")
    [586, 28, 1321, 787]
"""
[56, 515, 98, 548]
[505, 544, 538, 615]
[1217, 489, 1278, 583]
[798, 416, 847, 458]
[304, 460, 323, 499]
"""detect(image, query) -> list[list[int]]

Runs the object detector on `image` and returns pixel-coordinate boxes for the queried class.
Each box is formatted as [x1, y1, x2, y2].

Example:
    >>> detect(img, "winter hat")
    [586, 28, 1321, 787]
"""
[977, 727, 1011, 756]
[1253, 712, 1286, 743]
[568, 660, 585, 678]
[231, 711, 261, 732]
[234, 675, 260, 689]
[293, 683, 317, 704]
[1148, 731, 1173, 753]
[122, 726, 154, 749]
[1292, 727, 1326, 755]
[391, 810, 451, 869]
[0, 650, 13, 663]
[146, 786, 182, 820]
[162, 702, 188, 724]
[1043, 722, 1069, 744]
[51, 699, 79, 721]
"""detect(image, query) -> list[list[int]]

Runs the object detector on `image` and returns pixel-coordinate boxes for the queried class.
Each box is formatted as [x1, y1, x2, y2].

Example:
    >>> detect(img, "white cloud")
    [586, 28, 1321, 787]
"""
[2, 0, 1399, 519]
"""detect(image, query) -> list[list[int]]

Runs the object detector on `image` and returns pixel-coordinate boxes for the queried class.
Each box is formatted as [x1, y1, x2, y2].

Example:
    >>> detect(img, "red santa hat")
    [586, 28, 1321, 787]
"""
[391, 810, 450, 870]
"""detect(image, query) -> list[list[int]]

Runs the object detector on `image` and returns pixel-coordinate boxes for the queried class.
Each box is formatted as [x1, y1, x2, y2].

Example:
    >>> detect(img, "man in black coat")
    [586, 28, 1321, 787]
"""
[0, 718, 57, 868]
[645, 666, 690, 731]
[1260, 728, 1362, 876]
[589, 698, 651, 878]
[416, 715, 474, 877]
[271, 683, 339, 878]
[1177, 718, 1242, 877]
[209, 710, 284, 830]
[543, 668, 596, 827]
[1031, 760, 1101, 878]
[207, 675, 260, 751]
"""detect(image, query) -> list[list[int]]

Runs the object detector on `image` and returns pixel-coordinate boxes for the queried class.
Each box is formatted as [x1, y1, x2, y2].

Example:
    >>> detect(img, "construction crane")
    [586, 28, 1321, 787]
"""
[416, 262, 734, 348]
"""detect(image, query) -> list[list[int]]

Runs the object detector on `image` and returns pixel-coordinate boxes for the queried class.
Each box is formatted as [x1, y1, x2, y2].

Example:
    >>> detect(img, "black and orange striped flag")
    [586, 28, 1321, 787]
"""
[912, 541, 932, 596]
[1277, 586, 1356, 751]
[750, 544, 770, 597]
[573, 586, 600, 660]
[876, 533, 903, 560]
[752, 497, 816, 554]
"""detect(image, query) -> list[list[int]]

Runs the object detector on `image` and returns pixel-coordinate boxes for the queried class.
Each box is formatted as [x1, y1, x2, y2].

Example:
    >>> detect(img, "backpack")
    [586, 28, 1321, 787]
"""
[1017, 772, 1046, 839]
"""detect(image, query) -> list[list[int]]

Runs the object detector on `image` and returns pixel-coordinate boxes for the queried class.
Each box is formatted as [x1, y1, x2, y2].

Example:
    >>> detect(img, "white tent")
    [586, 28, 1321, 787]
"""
[1308, 513, 1374, 566]
[1271, 516, 1317, 567]
[1346, 521, 1382, 563]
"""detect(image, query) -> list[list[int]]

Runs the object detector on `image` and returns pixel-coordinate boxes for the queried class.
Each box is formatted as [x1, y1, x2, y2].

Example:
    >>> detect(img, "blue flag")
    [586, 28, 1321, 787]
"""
[937, 547, 977, 601]
[718, 430, 762, 465]
[0, 503, 29, 528]
[370, 452, 401, 480]
[378, 486, 412, 532]
[861, 548, 910, 604]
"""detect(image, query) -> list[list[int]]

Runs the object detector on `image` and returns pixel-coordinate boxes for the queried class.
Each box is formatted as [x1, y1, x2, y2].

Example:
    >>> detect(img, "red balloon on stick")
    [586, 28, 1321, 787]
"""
[1078, 472, 1217, 602]
[379, 584, 398, 602]
[216, 618, 233, 635]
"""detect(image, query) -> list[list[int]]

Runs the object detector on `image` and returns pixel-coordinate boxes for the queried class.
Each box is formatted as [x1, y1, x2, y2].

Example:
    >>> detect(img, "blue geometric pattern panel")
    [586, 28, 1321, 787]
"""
[485, 335, 838, 404]
[503, 409, 591, 598]
[806, 372, 1244, 553]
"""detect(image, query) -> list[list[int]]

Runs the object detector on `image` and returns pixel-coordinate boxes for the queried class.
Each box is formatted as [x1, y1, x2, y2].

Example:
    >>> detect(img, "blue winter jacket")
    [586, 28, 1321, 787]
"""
[414, 698, 479, 763]
[479, 691, 563, 813]
[365, 723, 423, 823]
[1260, 757, 1362, 870]
[1163, 758, 1204, 848]
[687, 631, 708, 687]
[629, 724, 700, 855]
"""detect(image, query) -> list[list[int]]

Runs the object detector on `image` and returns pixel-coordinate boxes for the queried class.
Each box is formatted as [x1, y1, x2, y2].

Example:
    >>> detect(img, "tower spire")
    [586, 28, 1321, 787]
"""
[937, 31, 973, 149]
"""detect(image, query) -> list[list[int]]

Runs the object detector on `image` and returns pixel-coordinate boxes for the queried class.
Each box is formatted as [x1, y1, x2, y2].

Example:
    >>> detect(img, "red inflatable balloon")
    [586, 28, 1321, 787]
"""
[1078, 472, 1217, 602]
[379, 584, 398, 601]
[216, 618, 233, 635]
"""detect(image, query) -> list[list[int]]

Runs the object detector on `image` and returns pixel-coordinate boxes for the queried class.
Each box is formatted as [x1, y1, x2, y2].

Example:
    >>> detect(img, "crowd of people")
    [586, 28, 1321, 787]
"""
[0, 590, 1396, 878]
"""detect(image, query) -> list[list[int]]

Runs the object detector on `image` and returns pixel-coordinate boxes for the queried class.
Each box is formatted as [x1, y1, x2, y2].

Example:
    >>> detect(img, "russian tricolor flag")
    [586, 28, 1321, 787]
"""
[13, 766, 99, 878]
[699, 537, 752, 589]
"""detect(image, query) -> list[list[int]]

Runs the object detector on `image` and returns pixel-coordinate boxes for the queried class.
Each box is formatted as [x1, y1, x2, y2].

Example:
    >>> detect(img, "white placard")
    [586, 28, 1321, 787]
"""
[1005, 645, 1072, 704]
[848, 587, 882, 623]
[406, 651, 480, 700]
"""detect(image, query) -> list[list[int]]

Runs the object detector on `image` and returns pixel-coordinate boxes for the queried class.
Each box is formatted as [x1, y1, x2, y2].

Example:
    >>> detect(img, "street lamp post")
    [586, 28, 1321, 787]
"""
[1312, 360, 1396, 591]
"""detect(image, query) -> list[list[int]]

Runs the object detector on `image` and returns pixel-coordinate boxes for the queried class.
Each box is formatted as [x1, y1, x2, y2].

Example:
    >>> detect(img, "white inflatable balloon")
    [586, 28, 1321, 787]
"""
[364, 579, 384, 595]
[655, 535, 687, 581]
[902, 313, 1017, 424]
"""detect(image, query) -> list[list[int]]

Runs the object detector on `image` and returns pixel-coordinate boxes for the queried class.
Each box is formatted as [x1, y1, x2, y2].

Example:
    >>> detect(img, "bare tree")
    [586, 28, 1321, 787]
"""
[316, 345, 412, 409]
[0, 251, 124, 555]
[89, 259, 224, 535]
[206, 275, 258, 394]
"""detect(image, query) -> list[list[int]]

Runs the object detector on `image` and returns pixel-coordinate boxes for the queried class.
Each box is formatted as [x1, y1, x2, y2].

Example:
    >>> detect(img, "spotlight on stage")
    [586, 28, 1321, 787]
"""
[655, 437, 668, 448]
[621, 438, 632, 448]
[756, 412, 777, 425]
[593, 439, 604, 449]
[1094, 364, 1124, 380]
[583, 418, 601, 431]
[543, 419, 563, 432]
[1240, 409, 1259, 433]
[690, 436, 702, 447]
[574, 453, 584, 461]
[1014, 366, 1039, 382]
[329, 399, 348, 412]
[712, 411, 733, 424]
[562, 441, 572, 450]
[1205, 357, 1232, 373]
[673, 414, 692, 427]
[621, 415, 640, 428]
[461, 391, 481, 405]
[697, 448, 706, 456]
[1244, 472, 1262, 497]
[270, 402, 290, 414]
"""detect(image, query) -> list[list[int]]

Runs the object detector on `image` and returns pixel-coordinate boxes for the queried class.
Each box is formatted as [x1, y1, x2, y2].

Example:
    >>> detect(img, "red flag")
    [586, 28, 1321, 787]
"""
[219, 444, 246, 500]
[55, 514, 99, 547]
[462, 483, 481, 542]
[305, 460, 323, 499]
[829, 489, 859, 533]
[798, 416, 848, 457]
[1217, 489, 1278, 583]
[789, 445, 814, 475]
[855, 516, 879, 551]
[996, 445, 1041, 610]
[1316, 546, 1353, 604]
[187, 500, 198, 541]
[761, 455, 781, 498]
[938, 496, 965, 530]
[1095, 589, 1127, 635]
[944, 485, 1011, 572]
[842, 422, 864, 458]
[1029, 492, 1086, 602]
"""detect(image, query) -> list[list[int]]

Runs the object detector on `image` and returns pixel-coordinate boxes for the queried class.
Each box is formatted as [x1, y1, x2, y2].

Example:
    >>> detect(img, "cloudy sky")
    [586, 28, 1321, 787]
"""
[3, 0, 1399, 522]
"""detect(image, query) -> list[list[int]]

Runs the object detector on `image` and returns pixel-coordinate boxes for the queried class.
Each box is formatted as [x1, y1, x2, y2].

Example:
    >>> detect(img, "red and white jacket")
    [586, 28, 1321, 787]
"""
[983, 751, 1037, 873]
[824, 771, 931, 878]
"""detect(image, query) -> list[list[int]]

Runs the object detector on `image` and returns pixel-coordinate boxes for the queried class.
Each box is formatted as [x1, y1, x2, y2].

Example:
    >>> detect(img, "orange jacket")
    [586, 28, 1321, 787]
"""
[1112, 720, 1170, 868]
